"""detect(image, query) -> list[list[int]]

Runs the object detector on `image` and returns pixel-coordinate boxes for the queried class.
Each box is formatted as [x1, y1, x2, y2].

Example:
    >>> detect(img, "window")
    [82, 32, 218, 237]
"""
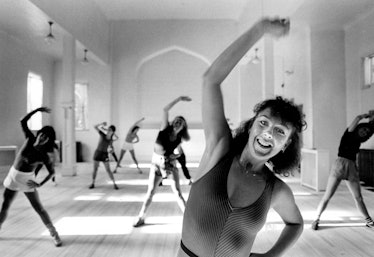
[363, 55, 374, 89]
[75, 83, 89, 130]
[27, 72, 43, 130]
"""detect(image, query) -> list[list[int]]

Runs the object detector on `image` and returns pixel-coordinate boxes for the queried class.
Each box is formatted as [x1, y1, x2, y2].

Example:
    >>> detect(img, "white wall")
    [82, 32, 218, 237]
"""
[345, 9, 374, 149]
[30, 0, 110, 64]
[310, 29, 346, 161]
[52, 60, 112, 162]
[110, 20, 238, 162]
[0, 31, 54, 148]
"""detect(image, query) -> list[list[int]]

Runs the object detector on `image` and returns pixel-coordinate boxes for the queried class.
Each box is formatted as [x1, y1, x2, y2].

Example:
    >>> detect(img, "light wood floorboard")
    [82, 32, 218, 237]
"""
[0, 162, 373, 257]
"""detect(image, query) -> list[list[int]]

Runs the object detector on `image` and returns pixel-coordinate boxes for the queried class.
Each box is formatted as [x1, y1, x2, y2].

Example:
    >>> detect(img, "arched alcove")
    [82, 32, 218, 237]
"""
[136, 46, 210, 125]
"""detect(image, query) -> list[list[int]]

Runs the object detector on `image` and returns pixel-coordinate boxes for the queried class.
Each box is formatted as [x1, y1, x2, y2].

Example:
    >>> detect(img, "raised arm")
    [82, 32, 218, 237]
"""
[20, 107, 51, 137]
[348, 113, 371, 132]
[161, 96, 191, 130]
[94, 122, 107, 133]
[199, 18, 290, 171]
[133, 117, 145, 127]
[128, 117, 145, 134]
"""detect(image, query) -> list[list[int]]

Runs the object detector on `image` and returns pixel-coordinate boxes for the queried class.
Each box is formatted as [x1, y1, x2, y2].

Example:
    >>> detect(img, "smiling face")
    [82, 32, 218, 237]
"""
[247, 108, 294, 162]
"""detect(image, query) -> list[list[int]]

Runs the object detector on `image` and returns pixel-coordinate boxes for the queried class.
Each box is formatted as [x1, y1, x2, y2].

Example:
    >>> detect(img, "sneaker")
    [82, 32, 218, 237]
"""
[89, 184, 95, 189]
[133, 217, 145, 227]
[311, 220, 319, 230]
[366, 218, 374, 228]
[52, 233, 62, 247]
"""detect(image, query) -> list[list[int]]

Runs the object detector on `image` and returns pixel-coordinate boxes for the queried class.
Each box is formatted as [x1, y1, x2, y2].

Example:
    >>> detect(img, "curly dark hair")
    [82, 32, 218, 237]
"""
[232, 96, 307, 176]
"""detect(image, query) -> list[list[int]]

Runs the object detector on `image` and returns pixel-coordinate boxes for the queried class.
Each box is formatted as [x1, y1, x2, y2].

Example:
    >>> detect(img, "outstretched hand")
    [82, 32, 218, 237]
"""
[358, 113, 371, 120]
[263, 17, 290, 39]
[180, 96, 192, 102]
[27, 180, 40, 189]
[37, 107, 51, 113]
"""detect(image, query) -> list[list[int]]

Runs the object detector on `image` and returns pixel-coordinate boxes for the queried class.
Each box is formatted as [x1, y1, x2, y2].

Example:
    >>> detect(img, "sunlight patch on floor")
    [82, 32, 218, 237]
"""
[74, 193, 105, 201]
[317, 222, 366, 227]
[299, 210, 361, 221]
[115, 178, 192, 186]
[41, 216, 183, 236]
[125, 162, 200, 169]
[106, 192, 189, 202]
[137, 216, 183, 234]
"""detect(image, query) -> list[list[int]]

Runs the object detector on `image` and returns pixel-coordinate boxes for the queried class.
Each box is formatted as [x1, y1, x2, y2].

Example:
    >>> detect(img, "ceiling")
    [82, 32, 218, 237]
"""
[0, 0, 373, 60]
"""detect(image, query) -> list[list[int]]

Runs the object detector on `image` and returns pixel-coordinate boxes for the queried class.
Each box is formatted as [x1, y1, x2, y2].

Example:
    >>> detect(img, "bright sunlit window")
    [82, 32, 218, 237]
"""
[27, 72, 43, 130]
[75, 82, 89, 130]
[363, 55, 374, 89]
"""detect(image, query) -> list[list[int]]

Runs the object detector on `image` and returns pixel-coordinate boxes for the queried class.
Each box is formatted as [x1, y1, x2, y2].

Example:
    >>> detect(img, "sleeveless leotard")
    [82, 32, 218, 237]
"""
[180, 153, 275, 257]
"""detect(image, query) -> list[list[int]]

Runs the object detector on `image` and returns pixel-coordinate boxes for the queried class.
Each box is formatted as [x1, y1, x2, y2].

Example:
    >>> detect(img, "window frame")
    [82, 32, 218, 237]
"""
[75, 82, 89, 131]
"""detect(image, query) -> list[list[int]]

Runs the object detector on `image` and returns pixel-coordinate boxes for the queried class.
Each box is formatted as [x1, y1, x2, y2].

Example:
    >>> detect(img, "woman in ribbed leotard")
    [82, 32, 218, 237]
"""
[133, 96, 191, 227]
[177, 18, 305, 257]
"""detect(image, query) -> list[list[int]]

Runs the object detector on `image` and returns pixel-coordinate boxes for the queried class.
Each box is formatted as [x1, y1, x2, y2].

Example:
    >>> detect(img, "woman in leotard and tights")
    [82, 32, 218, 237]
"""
[178, 18, 305, 257]
[133, 96, 191, 227]
[0, 107, 62, 247]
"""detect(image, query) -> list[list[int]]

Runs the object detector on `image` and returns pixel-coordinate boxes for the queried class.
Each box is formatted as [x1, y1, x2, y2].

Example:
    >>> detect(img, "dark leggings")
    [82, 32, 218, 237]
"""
[176, 153, 191, 180]
[0, 188, 53, 227]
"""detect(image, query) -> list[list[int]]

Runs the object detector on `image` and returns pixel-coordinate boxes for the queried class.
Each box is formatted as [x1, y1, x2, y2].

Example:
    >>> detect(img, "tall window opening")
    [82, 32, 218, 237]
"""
[363, 55, 374, 89]
[75, 83, 89, 130]
[27, 72, 43, 130]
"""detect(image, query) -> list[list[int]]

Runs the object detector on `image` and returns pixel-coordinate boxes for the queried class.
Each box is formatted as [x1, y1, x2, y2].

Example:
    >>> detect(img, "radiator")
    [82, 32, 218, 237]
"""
[300, 148, 330, 192]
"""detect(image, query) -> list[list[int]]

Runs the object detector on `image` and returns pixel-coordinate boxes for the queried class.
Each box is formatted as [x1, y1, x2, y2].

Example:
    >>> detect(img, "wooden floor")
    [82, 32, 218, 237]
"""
[0, 162, 373, 257]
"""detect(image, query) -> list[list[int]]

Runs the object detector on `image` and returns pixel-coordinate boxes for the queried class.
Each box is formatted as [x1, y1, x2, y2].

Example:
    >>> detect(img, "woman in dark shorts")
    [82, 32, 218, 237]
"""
[0, 107, 62, 247]
[312, 113, 374, 230]
[133, 96, 191, 227]
[89, 122, 119, 190]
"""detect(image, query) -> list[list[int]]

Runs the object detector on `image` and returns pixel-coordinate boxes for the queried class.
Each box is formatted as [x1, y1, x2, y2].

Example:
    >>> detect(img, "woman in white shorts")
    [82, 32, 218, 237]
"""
[114, 118, 145, 173]
[0, 107, 62, 247]
[133, 96, 191, 227]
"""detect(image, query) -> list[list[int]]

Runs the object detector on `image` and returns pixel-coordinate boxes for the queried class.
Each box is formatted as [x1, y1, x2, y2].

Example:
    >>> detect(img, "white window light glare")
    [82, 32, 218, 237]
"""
[27, 72, 43, 130]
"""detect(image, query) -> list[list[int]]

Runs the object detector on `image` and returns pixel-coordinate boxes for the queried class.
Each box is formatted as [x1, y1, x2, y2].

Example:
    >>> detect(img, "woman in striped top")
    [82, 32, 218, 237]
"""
[178, 18, 305, 257]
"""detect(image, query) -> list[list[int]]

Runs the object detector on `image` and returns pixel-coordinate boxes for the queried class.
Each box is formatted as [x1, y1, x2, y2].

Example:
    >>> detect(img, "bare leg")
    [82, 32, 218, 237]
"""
[170, 169, 186, 212]
[345, 180, 371, 219]
[130, 150, 142, 173]
[114, 149, 126, 173]
[89, 161, 100, 189]
[312, 175, 341, 230]
[134, 166, 163, 227]
[24, 191, 62, 247]
[0, 188, 18, 228]
[103, 161, 118, 189]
